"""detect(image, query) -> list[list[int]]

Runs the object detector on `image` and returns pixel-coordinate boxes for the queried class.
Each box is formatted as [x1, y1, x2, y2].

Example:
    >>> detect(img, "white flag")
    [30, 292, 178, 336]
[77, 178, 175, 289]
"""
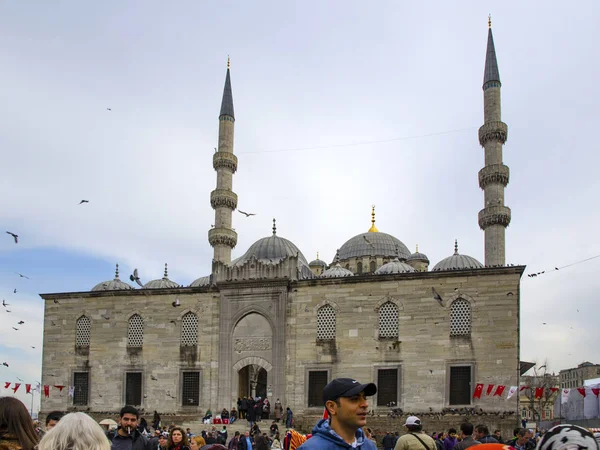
[68, 386, 74, 397]
[561, 388, 570, 404]
[506, 386, 518, 400]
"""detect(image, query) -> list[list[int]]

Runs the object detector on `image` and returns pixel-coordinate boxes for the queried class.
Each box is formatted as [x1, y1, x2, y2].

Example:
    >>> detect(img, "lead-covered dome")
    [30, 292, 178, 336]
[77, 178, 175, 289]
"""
[144, 263, 180, 289]
[375, 258, 416, 274]
[190, 275, 210, 287]
[309, 253, 328, 268]
[432, 240, 483, 271]
[92, 264, 134, 291]
[407, 244, 430, 263]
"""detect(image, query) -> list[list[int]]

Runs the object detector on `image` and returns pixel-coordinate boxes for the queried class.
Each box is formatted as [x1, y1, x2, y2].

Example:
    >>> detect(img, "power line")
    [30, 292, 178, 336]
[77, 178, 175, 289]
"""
[238, 126, 478, 155]
[527, 254, 600, 278]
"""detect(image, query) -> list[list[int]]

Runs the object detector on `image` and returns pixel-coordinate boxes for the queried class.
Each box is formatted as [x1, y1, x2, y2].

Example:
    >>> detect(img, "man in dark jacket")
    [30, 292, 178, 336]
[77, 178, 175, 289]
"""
[508, 429, 535, 450]
[111, 405, 153, 450]
[383, 432, 395, 450]
[298, 377, 378, 450]
[452, 423, 480, 450]
[238, 431, 254, 450]
[474, 425, 498, 444]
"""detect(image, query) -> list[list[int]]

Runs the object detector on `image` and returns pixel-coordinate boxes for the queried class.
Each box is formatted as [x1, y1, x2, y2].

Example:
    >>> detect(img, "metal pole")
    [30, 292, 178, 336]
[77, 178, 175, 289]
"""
[29, 392, 34, 417]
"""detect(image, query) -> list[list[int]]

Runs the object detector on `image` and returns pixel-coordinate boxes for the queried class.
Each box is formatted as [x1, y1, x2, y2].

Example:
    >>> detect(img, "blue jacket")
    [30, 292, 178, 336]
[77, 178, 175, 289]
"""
[298, 419, 377, 450]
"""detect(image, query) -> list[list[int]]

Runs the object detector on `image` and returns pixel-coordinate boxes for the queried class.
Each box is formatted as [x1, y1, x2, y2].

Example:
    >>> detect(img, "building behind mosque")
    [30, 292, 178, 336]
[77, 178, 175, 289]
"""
[40, 24, 525, 429]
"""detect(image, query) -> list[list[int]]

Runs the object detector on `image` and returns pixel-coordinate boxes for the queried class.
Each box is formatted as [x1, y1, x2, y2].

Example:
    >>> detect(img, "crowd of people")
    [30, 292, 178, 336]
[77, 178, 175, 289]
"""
[1, 380, 600, 450]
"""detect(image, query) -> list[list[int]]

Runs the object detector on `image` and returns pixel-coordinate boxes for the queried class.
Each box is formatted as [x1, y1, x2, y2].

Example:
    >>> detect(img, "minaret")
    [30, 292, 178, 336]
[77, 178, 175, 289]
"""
[478, 17, 511, 266]
[208, 58, 238, 264]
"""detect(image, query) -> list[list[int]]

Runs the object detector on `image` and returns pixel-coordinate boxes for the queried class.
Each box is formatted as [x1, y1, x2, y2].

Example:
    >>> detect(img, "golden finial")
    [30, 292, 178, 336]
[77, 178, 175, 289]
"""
[227, 56, 230, 69]
[488, 14, 492, 29]
[416, 244, 419, 253]
[316, 252, 319, 260]
[368, 205, 379, 233]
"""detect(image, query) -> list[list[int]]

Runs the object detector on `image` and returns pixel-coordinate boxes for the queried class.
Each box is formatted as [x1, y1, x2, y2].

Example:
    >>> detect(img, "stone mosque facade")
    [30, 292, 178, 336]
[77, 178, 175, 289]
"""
[40, 25, 524, 429]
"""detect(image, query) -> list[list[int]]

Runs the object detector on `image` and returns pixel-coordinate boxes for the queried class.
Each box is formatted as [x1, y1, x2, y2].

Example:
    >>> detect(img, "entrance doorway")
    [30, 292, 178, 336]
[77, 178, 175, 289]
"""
[238, 365, 267, 398]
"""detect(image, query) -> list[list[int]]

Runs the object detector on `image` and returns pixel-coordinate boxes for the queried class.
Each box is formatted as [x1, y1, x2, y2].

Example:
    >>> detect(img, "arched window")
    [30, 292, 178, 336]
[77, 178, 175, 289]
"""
[345, 264, 350, 270]
[378, 302, 399, 339]
[181, 312, 198, 346]
[76, 315, 91, 347]
[317, 305, 336, 341]
[357, 262, 363, 274]
[450, 299, 471, 336]
[127, 314, 144, 347]
[370, 261, 377, 273]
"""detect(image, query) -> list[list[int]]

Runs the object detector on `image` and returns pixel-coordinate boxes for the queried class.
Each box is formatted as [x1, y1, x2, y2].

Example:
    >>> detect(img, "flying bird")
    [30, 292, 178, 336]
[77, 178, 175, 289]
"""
[172, 299, 181, 307]
[5, 310, 11, 313]
[13, 289, 17, 294]
[15, 273, 29, 279]
[79, 200, 89, 205]
[169, 320, 177, 324]
[130, 268, 143, 287]
[12, 327, 18, 331]
[238, 210, 256, 217]
[542, 322, 547, 325]
[2, 300, 8, 307]
[555, 267, 559, 270]
[2, 362, 8, 367]
[506, 292, 514, 296]
[106, 108, 112, 111]
[53, 299, 60, 304]
[17, 321, 24, 325]
[151, 375, 158, 381]
[16, 377, 23, 382]
[101, 314, 110, 320]
[6, 231, 18, 243]
[30, 346, 35, 349]
[362, 235, 375, 249]
[431, 287, 444, 306]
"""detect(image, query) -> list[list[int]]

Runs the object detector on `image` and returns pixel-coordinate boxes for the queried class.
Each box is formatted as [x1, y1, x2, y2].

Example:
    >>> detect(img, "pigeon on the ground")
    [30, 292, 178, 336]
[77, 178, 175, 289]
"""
[238, 210, 256, 217]
[79, 200, 89, 204]
[130, 268, 143, 287]
[431, 287, 444, 306]
[15, 273, 29, 279]
[6, 231, 18, 243]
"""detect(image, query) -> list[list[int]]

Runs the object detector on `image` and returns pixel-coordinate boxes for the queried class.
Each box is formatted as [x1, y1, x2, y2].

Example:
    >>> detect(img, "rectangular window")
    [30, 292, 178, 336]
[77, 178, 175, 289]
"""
[73, 372, 89, 406]
[125, 372, 142, 406]
[377, 369, 399, 407]
[449, 366, 471, 405]
[182, 372, 200, 406]
[308, 371, 328, 407]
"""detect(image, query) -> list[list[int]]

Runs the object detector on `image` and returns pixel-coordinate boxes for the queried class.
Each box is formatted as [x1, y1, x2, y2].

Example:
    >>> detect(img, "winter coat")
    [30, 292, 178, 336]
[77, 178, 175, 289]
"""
[443, 437, 458, 450]
[111, 429, 153, 450]
[297, 419, 377, 450]
[452, 437, 480, 450]
[274, 402, 283, 420]
[0, 433, 24, 450]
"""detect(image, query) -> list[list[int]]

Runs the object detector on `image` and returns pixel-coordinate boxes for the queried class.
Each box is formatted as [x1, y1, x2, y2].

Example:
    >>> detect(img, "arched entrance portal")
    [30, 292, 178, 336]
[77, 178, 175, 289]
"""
[238, 365, 268, 398]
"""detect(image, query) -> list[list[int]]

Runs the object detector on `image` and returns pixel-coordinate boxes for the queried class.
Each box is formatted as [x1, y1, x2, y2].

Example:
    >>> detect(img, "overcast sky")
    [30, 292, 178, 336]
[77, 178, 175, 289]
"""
[1, 1, 599, 412]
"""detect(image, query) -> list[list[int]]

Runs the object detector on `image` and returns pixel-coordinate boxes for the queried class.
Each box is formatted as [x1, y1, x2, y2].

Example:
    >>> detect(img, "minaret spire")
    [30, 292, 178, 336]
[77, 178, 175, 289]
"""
[478, 21, 510, 266]
[368, 205, 379, 232]
[209, 59, 238, 264]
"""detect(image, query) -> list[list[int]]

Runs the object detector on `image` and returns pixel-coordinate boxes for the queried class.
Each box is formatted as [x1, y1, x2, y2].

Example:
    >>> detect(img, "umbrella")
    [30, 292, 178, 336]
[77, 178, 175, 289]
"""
[99, 419, 118, 426]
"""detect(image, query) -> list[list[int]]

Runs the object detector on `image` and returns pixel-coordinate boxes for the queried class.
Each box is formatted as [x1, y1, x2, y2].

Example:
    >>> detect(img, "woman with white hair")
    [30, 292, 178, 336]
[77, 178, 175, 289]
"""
[38, 412, 110, 450]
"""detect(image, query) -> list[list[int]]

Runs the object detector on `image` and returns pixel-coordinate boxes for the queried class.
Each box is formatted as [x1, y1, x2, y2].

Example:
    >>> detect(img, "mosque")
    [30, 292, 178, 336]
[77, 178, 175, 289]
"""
[40, 23, 524, 428]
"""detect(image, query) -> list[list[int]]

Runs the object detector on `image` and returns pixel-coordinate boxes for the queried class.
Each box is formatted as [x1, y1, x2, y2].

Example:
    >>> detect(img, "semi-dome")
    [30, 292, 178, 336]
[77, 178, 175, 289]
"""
[91, 264, 134, 291]
[321, 252, 354, 278]
[337, 207, 411, 261]
[190, 275, 210, 287]
[432, 240, 483, 271]
[407, 245, 430, 263]
[144, 264, 180, 289]
[375, 258, 416, 275]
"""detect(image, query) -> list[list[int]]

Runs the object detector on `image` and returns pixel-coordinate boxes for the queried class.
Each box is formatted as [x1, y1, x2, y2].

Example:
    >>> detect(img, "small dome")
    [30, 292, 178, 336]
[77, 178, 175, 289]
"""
[190, 275, 210, 287]
[144, 263, 180, 289]
[432, 240, 483, 271]
[92, 264, 135, 291]
[407, 245, 430, 263]
[321, 263, 354, 278]
[309, 253, 328, 268]
[375, 259, 416, 274]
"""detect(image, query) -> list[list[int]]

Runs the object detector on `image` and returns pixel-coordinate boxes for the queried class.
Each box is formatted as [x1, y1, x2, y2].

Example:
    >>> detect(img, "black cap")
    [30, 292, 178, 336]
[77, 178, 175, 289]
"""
[322, 378, 377, 403]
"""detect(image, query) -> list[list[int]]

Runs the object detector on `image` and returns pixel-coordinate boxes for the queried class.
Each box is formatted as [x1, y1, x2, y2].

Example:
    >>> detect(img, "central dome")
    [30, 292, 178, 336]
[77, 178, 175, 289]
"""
[338, 232, 411, 261]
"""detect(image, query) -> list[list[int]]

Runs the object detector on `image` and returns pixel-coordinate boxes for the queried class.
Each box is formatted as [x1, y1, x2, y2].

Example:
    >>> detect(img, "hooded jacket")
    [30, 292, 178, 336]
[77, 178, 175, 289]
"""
[298, 419, 377, 450]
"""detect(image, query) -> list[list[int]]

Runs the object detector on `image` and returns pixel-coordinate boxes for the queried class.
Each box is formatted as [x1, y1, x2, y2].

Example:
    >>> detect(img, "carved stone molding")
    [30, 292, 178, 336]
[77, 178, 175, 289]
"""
[208, 227, 238, 248]
[478, 121, 508, 146]
[479, 164, 510, 189]
[478, 206, 512, 229]
[210, 189, 238, 210]
[234, 337, 272, 352]
[213, 152, 238, 173]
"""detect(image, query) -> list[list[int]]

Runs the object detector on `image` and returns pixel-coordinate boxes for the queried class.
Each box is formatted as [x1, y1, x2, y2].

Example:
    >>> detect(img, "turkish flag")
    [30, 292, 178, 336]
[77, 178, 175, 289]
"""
[577, 387, 586, 397]
[25, 384, 31, 394]
[535, 387, 544, 399]
[12, 383, 21, 393]
[473, 383, 484, 399]
[494, 385, 506, 396]
[486, 384, 495, 396]
[4, 382, 10, 389]
[592, 388, 600, 398]
[43, 385, 50, 397]
[54, 385, 65, 392]
[550, 388, 559, 394]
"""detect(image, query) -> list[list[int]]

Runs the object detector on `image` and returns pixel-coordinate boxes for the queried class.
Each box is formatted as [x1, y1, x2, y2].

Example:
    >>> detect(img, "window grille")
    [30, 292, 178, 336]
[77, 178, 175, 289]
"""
[370, 261, 376, 273]
[182, 371, 200, 406]
[308, 371, 328, 407]
[378, 302, 399, 339]
[449, 366, 471, 405]
[317, 305, 336, 340]
[357, 262, 363, 274]
[73, 372, 89, 405]
[125, 372, 142, 405]
[76, 316, 91, 347]
[181, 312, 198, 347]
[128, 314, 144, 347]
[377, 368, 399, 406]
[450, 299, 471, 336]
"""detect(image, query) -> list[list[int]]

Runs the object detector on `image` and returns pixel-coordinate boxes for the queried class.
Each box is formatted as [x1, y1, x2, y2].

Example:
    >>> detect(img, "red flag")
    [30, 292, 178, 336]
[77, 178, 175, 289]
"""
[44, 385, 50, 397]
[550, 388, 559, 394]
[4, 382, 10, 389]
[54, 385, 65, 392]
[494, 385, 506, 396]
[577, 387, 586, 397]
[486, 384, 495, 396]
[535, 387, 544, 399]
[520, 386, 530, 392]
[25, 384, 31, 394]
[473, 383, 484, 399]
[12, 383, 21, 393]
[592, 388, 600, 398]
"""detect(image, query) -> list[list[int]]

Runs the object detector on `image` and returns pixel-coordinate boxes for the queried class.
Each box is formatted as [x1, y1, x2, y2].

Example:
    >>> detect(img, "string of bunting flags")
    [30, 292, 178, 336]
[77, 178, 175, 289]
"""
[472, 383, 600, 401]
[2, 382, 72, 397]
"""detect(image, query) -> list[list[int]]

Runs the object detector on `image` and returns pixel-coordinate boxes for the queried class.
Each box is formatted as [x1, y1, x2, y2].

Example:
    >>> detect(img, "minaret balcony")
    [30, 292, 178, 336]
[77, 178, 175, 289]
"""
[478, 164, 510, 189]
[478, 206, 512, 230]
[213, 151, 238, 173]
[208, 227, 238, 249]
[210, 189, 238, 210]
[478, 121, 508, 146]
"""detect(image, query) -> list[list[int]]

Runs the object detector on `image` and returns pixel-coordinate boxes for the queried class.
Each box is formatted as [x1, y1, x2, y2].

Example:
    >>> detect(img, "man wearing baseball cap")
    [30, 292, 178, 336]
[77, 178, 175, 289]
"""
[298, 377, 377, 449]
[395, 416, 436, 450]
